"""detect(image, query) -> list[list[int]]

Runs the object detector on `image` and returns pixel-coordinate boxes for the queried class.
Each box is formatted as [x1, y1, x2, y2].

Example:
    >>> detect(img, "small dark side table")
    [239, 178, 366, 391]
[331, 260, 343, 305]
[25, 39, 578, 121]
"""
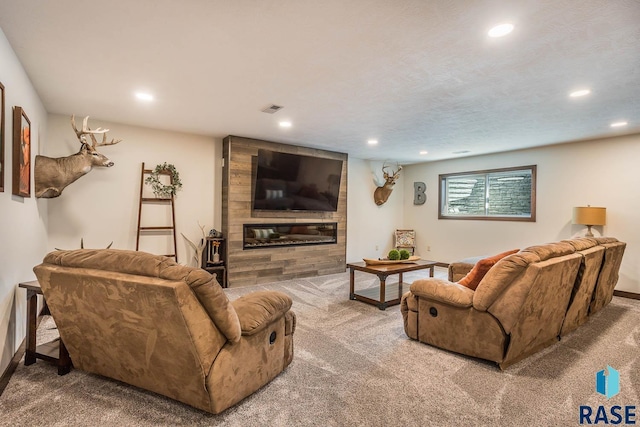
[18, 280, 72, 375]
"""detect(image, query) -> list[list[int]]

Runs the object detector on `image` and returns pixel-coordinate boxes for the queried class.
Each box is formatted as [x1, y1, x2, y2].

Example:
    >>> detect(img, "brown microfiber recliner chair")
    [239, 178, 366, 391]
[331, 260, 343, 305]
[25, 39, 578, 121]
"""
[33, 249, 296, 414]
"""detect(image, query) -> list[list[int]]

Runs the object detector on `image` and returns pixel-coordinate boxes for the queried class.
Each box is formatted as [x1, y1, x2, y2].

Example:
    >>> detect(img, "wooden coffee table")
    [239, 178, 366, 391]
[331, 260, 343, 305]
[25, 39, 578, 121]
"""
[348, 260, 438, 310]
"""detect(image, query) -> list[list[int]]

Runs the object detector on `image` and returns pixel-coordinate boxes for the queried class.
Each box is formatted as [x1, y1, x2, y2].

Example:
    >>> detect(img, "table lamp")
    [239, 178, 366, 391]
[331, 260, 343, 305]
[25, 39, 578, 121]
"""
[572, 206, 606, 237]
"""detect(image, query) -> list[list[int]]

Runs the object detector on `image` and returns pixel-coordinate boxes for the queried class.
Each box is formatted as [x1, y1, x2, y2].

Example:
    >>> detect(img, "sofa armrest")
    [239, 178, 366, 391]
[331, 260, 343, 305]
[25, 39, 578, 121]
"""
[448, 262, 475, 282]
[232, 291, 292, 336]
[410, 278, 474, 308]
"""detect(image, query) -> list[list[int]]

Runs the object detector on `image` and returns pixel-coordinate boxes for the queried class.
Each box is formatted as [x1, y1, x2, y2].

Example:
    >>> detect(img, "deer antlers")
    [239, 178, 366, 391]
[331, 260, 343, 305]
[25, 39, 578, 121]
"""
[382, 161, 402, 181]
[181, 222, 207, 268]
[70, 115, 122, 148]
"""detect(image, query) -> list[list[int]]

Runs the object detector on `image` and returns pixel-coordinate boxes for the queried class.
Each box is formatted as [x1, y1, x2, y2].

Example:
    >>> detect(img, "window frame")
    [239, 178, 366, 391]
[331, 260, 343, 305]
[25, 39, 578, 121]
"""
[438, 165, 537, 222]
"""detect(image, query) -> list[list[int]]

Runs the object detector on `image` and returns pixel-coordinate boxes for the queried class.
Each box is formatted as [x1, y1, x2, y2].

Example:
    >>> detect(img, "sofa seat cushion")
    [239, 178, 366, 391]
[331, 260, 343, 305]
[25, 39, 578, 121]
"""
[232, 291, 293, 336]
[458, 249, 519, 290]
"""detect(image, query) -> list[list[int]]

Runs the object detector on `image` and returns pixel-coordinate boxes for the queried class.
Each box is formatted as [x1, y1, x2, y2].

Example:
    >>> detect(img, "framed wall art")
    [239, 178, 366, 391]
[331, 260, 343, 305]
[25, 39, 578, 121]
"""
[0, 82, 4, 192]
[12, 106, 31, 197]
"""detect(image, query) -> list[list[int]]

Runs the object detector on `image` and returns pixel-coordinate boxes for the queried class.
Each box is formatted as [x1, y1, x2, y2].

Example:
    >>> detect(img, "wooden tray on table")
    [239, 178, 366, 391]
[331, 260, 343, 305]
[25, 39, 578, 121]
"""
[362, 256, 421, 266]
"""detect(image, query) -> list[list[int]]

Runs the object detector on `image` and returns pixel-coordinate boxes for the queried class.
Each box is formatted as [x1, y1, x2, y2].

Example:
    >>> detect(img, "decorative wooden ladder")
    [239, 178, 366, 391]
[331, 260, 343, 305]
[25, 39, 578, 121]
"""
[136, 162, 178, 261]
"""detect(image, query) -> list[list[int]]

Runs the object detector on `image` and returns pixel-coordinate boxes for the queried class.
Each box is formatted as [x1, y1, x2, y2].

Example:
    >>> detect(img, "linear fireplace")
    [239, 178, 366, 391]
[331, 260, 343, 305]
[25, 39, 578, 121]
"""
[243, 222, 337, 250]
[223, 135, 347, 286]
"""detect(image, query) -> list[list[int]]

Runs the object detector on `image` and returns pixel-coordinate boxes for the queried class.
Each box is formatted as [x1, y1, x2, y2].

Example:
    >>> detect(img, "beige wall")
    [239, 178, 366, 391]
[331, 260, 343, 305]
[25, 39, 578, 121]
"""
[346, 158, 404, 263]
[0, 28, 48, 374]
[402, 133, 640, 293]
[44, 114, 221, 266]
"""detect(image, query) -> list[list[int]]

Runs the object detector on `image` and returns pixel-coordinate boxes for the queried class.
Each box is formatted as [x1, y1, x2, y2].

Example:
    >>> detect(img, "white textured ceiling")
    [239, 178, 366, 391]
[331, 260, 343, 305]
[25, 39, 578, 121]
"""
[1, 0, 639, 163]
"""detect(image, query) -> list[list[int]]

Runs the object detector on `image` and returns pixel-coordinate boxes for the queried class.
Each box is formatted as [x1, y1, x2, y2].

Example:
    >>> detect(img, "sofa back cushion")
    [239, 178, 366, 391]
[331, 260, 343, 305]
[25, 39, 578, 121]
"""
[519, 241, 575, 260]
[498, 252, 582, 363]
[590, 239, 626, 314]
[473, 241, 575, 312]
[457, 249, 519, 290]
[563, 237, 599, 251]
[42, 249, 241, 342]
[560, 244, 605, 335]
[472, 244, 581, 359]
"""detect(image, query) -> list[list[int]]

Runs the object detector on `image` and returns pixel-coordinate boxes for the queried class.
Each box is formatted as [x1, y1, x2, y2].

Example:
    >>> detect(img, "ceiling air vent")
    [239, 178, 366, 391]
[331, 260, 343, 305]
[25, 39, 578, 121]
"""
[261, 104, 284, 114]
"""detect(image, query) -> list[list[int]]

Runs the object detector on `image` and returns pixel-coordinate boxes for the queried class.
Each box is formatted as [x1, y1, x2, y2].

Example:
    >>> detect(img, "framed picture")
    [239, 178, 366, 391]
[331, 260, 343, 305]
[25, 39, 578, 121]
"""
[0, 82, 4, 192]
[12, 106, 31, 197]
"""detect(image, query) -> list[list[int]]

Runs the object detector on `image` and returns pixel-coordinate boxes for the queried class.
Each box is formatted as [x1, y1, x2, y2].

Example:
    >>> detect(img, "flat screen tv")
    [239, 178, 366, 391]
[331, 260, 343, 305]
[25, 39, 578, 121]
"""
[252, 149, 343, 212]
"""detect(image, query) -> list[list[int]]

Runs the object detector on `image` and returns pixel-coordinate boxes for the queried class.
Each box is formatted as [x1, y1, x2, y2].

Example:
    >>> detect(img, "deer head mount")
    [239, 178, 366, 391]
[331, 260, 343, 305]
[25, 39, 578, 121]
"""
[373, 161, 402, 206]
[34, 115, 122, 198]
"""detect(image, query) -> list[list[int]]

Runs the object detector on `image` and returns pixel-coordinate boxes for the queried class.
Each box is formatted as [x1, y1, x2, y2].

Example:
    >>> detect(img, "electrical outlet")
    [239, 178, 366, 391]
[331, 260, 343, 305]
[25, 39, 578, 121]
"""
[427, 246, 431, 251]
[375, 245, 379, 251]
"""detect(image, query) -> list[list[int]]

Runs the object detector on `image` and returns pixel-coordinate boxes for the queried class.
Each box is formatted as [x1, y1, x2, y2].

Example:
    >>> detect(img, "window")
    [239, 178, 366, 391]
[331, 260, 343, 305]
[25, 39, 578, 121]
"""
[439, 165, 536, 221]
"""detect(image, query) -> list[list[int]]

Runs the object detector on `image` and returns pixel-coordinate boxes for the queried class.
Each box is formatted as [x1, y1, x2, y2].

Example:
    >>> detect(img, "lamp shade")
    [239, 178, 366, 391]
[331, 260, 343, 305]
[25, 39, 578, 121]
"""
[572, 206, 606, 226]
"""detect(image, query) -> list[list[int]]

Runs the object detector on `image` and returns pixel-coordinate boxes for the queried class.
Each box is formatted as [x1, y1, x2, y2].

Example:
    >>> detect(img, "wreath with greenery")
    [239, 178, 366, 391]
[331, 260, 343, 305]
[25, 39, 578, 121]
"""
[145, 163, 183, 197]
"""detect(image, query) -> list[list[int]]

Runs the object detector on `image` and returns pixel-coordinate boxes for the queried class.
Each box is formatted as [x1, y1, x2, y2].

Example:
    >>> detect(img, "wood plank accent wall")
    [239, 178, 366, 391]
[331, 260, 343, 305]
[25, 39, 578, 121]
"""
[222, 136, 348, 287]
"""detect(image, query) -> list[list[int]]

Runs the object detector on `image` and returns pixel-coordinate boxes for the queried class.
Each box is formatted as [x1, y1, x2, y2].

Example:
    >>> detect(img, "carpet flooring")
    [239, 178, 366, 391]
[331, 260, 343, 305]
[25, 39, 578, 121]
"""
[1, 268, 639, 426]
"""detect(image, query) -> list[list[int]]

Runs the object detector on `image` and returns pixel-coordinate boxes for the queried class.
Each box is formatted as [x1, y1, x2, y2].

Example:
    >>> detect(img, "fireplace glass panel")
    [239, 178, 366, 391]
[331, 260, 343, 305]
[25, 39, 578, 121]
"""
[243, 222, 337, 249]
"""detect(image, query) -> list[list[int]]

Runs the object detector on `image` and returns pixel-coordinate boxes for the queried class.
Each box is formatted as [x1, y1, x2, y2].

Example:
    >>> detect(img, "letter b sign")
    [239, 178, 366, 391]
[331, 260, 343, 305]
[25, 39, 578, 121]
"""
[414, 182, 426, 205]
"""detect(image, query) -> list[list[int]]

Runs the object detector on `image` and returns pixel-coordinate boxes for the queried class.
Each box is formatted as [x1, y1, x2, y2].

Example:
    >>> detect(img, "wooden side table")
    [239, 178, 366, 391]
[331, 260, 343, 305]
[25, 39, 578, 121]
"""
[203, 237, 227, 287]
[204, 265, 227, 288]
[19, 280, 72, 375]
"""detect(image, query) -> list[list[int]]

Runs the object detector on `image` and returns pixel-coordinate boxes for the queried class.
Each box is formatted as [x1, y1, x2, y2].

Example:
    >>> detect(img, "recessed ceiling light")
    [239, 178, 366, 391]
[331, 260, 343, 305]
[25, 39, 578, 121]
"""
[367, 139, 378, 145]
[419, 150, 428, 155]
[569, 89, 591, 98]
[279, 121, 292, 128]
[610, 121, 628, 128]
[135, 92, 154, 101]
[488, 23, 514, 38]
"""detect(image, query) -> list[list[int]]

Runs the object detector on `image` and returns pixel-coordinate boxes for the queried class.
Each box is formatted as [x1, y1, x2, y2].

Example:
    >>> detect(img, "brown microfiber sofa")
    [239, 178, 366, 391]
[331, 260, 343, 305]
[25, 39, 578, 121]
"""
[401, 237, 625, 369]
[33, 249, 296, 414]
